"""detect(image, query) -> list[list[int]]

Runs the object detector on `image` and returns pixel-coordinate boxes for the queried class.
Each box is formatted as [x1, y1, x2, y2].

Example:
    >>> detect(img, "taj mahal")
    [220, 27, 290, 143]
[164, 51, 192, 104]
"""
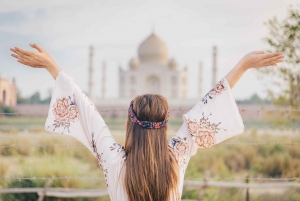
[88, 32, 218, 110]
[119, 33, 188, 100]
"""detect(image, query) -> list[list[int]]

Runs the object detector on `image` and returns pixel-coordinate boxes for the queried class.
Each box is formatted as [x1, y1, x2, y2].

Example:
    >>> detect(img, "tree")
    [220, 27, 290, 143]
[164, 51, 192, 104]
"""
[29, 92, 42, 104]
[17, 89, 52, 104]
[258, 4, 300, 122]
[17, 88, 30, 104]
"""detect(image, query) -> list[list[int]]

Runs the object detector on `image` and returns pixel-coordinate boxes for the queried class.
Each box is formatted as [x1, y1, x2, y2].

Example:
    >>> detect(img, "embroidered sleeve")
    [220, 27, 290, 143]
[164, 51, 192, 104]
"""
[169, 77, 244, 165]
[44, 70, 125, 173]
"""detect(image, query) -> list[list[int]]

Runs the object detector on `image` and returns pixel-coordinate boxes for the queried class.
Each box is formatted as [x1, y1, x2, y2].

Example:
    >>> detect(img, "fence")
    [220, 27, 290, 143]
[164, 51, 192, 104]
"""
[1, 178, 300, 201]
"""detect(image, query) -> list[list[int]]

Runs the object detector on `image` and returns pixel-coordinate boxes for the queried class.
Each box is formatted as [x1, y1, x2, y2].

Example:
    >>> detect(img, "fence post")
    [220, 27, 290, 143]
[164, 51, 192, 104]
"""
[38, 179, 53, 201]
[198, 170, 210, 201]
[245, 175, 249, 201]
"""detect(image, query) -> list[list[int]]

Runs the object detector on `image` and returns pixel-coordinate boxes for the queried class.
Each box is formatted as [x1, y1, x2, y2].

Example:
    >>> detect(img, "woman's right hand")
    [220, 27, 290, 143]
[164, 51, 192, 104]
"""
[10, 44, 61, 79]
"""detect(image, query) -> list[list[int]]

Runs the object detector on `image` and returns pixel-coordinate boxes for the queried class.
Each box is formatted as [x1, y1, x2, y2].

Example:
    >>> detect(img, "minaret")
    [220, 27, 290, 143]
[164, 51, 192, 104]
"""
[89, 46, 96, 103]
[182, 65, 188, 99]
[119, 65, 125, 98]
[212, 46, 218, 87]
[199, 61, 203, 98]
[102, 61, 106, 99]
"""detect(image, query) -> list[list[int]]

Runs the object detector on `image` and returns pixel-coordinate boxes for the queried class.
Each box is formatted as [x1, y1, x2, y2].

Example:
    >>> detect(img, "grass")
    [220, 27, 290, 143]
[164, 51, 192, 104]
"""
[1, 115, 300, 133]
[1, 116, 300, 200]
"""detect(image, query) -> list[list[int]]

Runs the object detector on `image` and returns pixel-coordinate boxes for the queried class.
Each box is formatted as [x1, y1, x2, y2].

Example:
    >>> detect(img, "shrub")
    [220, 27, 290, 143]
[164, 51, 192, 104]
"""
[1, 179, 38, 201]
[0, 104, 17, 117]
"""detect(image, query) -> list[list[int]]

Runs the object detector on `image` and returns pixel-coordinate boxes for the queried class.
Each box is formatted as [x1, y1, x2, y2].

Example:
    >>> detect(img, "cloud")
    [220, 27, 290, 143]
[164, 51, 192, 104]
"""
[0, 0, 297, 100]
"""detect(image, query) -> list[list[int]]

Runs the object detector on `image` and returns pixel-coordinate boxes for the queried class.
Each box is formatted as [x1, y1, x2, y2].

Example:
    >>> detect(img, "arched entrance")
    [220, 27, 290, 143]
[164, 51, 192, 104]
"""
[146, 76, 160, 94]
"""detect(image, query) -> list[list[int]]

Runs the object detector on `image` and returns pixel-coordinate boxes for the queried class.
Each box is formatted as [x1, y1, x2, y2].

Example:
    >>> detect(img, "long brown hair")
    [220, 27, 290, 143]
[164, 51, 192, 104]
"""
[123, 94, 179, 201]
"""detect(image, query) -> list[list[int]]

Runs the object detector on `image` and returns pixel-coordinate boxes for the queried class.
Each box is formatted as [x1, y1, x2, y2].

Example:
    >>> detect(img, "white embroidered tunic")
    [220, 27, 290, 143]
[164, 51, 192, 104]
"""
[44, 69, 245, 201]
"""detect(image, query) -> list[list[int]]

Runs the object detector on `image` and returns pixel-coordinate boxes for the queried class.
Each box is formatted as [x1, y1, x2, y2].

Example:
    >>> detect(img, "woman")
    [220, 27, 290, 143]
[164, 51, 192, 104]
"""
[10, 44, 283, 201]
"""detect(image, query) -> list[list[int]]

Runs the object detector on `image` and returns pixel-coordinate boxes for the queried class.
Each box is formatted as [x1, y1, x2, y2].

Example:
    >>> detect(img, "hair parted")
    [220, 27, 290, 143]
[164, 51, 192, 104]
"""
[122, 94, 179, 201]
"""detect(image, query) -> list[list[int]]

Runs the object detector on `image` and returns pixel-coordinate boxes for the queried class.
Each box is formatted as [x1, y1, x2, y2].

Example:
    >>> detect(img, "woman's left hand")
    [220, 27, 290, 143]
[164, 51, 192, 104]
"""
[225, 51, 284, 89]
[238, 51, 284, 70]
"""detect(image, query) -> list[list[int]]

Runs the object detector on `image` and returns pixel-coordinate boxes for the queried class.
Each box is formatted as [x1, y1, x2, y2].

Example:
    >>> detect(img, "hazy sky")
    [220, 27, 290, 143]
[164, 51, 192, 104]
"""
[0, 0, 298, 100]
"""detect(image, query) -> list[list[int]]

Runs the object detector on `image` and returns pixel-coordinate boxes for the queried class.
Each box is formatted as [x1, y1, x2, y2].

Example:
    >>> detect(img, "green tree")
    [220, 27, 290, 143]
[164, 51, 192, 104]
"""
[17, 88, 52, 104]
[259, 5, 300, 109]
[29, 92, 42, 104]
[17, 88, 29, 104]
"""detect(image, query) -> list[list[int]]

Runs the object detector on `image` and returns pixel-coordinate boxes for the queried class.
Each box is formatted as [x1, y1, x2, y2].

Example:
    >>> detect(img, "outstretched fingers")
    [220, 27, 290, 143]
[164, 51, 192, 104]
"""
[11, 46, 40, 65]
[260, 52, 282, 59]
[11, 50, 31, 68]
[17, 59, 33, 67]
[10, 47, 34, 61]
[15, 47, 34, 56]
[30, 43, 44, 53]
[263, 55, 284, 65]
[11, 53, 31, 64]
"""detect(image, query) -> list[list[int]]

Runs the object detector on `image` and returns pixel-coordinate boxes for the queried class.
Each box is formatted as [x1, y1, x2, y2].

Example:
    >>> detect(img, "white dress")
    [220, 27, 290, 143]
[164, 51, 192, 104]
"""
[44, 69, 244, 201]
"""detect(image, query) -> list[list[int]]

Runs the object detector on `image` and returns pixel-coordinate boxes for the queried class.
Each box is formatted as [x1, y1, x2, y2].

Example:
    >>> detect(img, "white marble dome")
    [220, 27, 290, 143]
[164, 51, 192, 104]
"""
[138, 33, 168, 65]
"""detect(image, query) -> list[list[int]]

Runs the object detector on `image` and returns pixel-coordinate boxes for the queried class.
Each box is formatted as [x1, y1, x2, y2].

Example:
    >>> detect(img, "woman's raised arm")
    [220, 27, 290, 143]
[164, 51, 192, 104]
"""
[10, 43, 61, 79]
[225, 51, 284, 89]
[10, 44, 125, 175]
[168, 50, 284, 168]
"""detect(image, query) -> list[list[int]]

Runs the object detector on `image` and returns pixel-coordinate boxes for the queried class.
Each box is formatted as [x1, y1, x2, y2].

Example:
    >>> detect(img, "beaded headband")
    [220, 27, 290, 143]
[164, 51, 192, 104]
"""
[128, 100, 169, 129]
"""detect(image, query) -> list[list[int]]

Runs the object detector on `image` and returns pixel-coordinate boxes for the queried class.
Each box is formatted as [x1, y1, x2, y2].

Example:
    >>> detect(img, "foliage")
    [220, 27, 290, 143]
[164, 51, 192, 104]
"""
[1, 128, 300, 200]
[1, 179, 103, 201]
[1, 179, 38, 201]
[258, 5, 300, 111]
[17, 90, 52, 104]
[0, 103, 17, 116]
[236, 93, 271, 105]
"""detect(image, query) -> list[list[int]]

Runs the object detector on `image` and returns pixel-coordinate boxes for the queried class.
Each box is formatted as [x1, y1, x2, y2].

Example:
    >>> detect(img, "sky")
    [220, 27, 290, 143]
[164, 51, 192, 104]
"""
[0, 0, 298, 100]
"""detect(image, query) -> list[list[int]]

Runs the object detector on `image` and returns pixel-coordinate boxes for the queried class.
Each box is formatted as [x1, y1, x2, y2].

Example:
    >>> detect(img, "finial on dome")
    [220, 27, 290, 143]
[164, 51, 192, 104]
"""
[151, 22, 155, 34]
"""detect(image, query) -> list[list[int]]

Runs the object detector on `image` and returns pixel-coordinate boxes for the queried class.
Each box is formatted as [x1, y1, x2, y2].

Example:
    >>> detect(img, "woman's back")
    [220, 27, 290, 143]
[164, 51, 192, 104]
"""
[44, 69, 244, 201]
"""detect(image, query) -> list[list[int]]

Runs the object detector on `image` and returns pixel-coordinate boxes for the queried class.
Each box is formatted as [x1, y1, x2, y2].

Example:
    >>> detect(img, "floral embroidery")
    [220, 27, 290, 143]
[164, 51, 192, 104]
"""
[110, 143, 126, 158]
[168, 136, 188, 169]
[79, 89, 99, 114]
[91, 132, 109, 187]
[49, 95, 78, 133]
[202, 78, 226, 104]
[90, 133, 126, 187]
[91, 132, 106, 170]
[188, 113, 226, 148]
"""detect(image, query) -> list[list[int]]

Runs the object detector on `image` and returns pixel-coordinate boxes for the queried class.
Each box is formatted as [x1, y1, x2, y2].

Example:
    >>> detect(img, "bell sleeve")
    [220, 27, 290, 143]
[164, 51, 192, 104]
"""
[168, 77, 244, 168]
[44, 69, 124, 171]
